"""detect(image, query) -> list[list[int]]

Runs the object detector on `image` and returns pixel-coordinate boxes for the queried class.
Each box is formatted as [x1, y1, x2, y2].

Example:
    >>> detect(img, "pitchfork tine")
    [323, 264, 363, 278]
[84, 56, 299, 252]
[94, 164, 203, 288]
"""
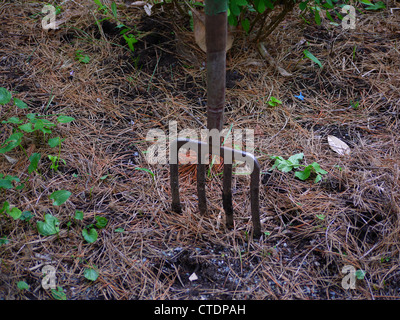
[169, 138, 261, 238]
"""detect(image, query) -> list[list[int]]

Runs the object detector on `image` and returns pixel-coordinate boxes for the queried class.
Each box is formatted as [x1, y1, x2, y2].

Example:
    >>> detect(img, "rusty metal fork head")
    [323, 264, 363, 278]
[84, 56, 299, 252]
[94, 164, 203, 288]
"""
[169, 138, 261, 238]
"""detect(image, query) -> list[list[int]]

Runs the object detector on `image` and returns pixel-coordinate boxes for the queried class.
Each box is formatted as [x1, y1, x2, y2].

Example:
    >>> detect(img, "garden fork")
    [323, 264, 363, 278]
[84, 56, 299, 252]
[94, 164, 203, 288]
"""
[169, 0, 261, 238]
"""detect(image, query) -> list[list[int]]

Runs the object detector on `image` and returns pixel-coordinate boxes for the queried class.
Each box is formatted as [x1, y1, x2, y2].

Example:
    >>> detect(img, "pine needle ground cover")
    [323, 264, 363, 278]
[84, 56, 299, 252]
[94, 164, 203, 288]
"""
[1, 0, 400, 300]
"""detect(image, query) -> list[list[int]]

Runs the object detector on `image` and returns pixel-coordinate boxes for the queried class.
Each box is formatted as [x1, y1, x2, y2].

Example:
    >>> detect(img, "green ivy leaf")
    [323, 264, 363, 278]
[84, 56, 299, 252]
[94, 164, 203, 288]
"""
[295, 167, 311, 180]
[14, 98, 28, 109]
[20, 211, 34, 221]
[355, 269, 366, 280]
[0, 87, 12, 105]
[37, 214, 60, 236]
[314, 174, 323, 183]
[0, 179, 13, 189]
[57, 115, 75, 123]
[0, 132, 23, 153]
[241, 18, 250, 33]
[287, 153, 304, 166]
[18, 123, 35, 133]
[95, 216, 108, 229]
[84, 267, 99, 281]
[2, 117, 23, 124]
[310, 162, 328, 174]
[17, 281, 30, 291]
[28, 153, 41, 174]
[9, 207, 22, 220]
[51, 286, 67, 300]
[74, 210, 84, 220]
[49, 190, 71, 206]
[1, 201, 10, 214]
[0, 237, 10, 245]
[82, 228, 98, 243]
[48, 137, 65, 148]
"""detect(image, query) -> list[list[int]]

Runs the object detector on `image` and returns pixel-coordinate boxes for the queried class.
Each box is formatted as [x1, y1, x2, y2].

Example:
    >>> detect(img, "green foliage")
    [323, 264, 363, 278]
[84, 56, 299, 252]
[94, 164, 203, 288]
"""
[271, 153, 303, 172]
[49, 190, 71, 206]
[270, 153, 328, 183]
[95, 216, 108, 229]
[0, 237, 10, 245]
[0, 87, 12, 105]
[75, 210, 84, 220]
[48, 154, 66, 171]
[267, 96, 282, 107]
[82, 227, 98, 243]
[355, 269, 366, 280]
[28, 153, 41, 174]
[51, 286, 67, 300]
[359, 0, 385, 10]
[37, 214, 60, 236]
[84, 266, 99, 281]
[75, 50, 90, 64]
[0, 174, 22, 190]
[135, 167, 155, 180]
[92, 0, 139, 53]
[17, 281, 30, 291]
[303, 49, 323, 68]
[0, 132, 23, 154]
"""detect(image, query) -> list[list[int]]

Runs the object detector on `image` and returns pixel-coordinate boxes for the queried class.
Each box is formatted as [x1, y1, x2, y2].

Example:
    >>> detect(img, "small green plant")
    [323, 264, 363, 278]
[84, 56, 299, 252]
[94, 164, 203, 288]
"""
[267, 96, 282, 107]
[17, 281, 30, 291]
[84, 266, 99, 281]
[350, 100, 360, 110]
[37, 213, 60, 236]
[48, 155, 66, 171]
[95, 216, 108, 229]
[270, 153, 328, 183]
[134, 167, 155, 180]
[0, 88, 74, 167]
[0, 174, 23, 190]
[360, 0, 386, 10]
[355, 269, 366, 280]
[51, 286, 67, 300]
[92, 0, 140, 53]
[81, 215, 108, 243]
[303, 49, 323, 68]
[122, 32, 138, 53]
[49, 190, 71, 206]
[82, 227, 98, 243]
[75, 50, 90, 64]
[0, 237, 10, 245]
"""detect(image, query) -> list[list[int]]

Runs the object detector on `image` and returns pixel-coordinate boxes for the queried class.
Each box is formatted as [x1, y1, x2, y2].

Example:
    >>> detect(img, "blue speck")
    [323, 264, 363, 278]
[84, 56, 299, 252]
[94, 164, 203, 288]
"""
[295, 92, 304, 101]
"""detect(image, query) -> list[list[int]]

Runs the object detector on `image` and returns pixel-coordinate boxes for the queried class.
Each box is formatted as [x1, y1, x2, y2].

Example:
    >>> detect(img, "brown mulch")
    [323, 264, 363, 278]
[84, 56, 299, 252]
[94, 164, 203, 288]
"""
[1, 0, 400, 300]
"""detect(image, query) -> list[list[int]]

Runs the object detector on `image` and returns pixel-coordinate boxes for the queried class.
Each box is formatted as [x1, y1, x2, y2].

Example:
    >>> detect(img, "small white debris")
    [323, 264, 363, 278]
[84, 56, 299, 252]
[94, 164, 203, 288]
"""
[328, 135, 351, 156]
[189, 272, 198, 282]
